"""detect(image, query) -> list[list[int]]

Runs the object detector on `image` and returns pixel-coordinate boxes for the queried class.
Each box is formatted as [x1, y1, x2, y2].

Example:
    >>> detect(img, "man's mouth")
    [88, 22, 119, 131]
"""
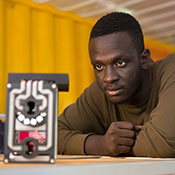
[105, 88, 123, 96]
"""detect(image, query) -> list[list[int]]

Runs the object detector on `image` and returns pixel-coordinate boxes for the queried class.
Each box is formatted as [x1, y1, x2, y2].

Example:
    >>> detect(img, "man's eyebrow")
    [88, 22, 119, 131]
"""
[91, 60, 100, 64]
[112, 54, 130, 60]
[111, 55, 129, 62]
[114, 55, 131, 61]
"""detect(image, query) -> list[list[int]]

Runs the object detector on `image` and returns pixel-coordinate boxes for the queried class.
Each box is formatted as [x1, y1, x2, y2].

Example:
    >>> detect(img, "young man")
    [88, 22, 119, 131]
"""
[58, 12, 175, 157]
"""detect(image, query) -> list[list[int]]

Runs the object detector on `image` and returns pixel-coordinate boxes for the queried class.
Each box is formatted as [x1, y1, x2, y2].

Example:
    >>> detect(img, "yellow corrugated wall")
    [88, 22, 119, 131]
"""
[0, 0, 95, 114]
[0, 0, 174, 114]
[0, 0, 5, 114]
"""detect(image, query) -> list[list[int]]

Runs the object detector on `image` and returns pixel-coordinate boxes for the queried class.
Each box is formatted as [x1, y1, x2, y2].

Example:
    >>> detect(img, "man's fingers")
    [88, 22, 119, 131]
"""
[104, 121, 140, 156]
[110, 122, 142, 132]
[111, 121, 134, 130]
[115, 121, 134, 130]
[118, 137, 135, 146]
[135, 124, 142, 131]
[108, 122, 136, 138]
[117, 145, 131, 154]
[119, 129, 136, 138]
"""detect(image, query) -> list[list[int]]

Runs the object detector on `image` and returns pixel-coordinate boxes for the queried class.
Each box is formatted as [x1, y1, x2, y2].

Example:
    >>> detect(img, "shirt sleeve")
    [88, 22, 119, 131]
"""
[133, 54, 175, 157]
[57, 81, 107, 155]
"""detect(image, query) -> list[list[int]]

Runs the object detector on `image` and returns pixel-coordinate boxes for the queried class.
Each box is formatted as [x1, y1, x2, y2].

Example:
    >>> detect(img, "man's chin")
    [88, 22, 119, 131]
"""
[108, 95, 128, 104]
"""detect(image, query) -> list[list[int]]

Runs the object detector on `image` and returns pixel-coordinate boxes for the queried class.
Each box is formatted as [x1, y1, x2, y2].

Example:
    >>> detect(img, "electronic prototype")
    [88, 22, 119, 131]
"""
[4, 73, 69, 163]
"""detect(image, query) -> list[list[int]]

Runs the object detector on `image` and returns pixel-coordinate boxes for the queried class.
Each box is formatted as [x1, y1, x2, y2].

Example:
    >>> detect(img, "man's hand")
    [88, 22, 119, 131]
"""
[101, 121, 137, 156]
[85, 121, 142, 156]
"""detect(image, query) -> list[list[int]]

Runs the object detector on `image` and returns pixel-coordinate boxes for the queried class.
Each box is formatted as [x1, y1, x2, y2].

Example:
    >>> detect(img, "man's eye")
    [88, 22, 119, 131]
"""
[116, 60, 126, 68]
[95, 64, 104, 71]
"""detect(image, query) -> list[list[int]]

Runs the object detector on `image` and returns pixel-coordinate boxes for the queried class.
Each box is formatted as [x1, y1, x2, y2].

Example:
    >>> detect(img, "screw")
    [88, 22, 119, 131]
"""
[50, 159, 55, 164]
[52, 84, 56, 89]
[7, 83, 12, 88]
[4, 159, 9, 163]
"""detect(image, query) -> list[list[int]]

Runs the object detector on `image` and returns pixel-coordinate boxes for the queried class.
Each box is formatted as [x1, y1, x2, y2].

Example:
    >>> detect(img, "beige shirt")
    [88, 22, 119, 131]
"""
[58, 53, 175, 157]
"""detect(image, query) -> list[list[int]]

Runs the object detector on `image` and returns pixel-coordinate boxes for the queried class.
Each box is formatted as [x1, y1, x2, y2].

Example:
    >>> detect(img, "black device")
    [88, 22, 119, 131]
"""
[4, 73, 69, 163]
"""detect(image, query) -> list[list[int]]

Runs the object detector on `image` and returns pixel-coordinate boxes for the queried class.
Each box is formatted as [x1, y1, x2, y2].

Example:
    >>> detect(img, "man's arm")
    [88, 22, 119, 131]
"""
[58, 81, 108, 155]
[85, 122, 141, 156]
[58, 80, 143, 156]
[132, 54, 175, 157]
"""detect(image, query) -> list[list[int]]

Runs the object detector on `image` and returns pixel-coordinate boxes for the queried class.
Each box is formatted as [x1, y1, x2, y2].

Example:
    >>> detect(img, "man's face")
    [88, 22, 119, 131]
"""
[89, 32, 143, 104]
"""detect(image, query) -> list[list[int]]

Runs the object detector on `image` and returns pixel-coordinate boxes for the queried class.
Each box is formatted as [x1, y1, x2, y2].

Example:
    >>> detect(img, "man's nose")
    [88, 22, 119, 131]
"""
[103, 66, 119, 83]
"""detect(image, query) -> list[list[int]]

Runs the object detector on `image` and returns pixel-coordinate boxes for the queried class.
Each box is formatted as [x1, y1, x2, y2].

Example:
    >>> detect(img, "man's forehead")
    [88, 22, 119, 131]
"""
[89, 32, 135, 53]
[90, 32, 133, 45]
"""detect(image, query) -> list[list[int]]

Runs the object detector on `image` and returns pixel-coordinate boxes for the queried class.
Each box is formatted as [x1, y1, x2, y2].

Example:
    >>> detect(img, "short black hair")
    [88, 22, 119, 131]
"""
[90, 12, 144, 55]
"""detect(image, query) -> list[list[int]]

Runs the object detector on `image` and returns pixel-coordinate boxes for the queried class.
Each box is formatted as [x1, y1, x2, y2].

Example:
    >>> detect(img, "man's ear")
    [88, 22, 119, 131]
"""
[140, 49, 151, 69]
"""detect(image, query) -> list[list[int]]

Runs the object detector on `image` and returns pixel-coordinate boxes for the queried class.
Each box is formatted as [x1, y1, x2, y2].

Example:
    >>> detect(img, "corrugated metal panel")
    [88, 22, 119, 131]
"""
[0, 0, 5, 113]
[0, 0, 94, 114]
[36, 0, 175, 46]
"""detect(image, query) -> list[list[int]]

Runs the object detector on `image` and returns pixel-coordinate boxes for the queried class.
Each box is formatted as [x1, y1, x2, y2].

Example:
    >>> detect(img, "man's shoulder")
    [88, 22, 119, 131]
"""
[155, 53, 175, 67]
[83, 80, 104, 99]
[76, 81, 109, 115]
[150, 53, 175, 91]
[151, 53, 175, 75]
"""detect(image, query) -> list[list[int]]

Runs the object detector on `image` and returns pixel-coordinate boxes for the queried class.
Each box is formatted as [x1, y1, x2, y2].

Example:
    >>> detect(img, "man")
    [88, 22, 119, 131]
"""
[58, 12, 175, 157]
